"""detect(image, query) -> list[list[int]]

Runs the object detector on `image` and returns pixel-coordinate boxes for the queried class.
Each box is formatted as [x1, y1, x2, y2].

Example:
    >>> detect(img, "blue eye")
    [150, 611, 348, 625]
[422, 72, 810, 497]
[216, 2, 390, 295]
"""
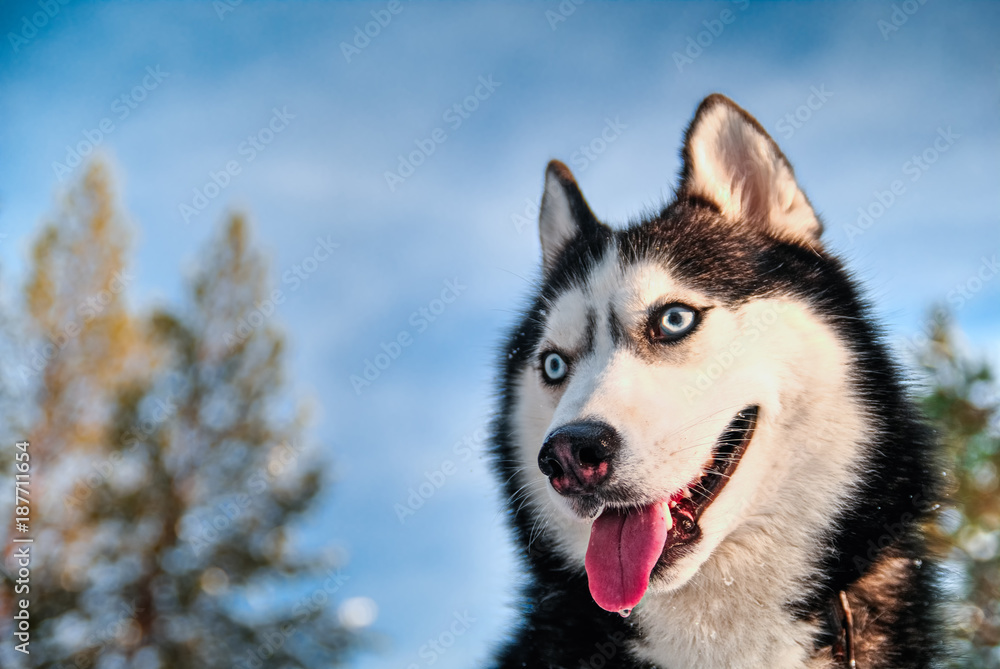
[542, 352, 568, 382]
[654, 304, 698, 341]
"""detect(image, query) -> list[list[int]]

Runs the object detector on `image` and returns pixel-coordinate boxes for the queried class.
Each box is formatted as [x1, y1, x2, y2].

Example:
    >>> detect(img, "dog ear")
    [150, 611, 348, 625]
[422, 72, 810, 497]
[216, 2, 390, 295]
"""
[538, 160, 605, 270]
[679, 94, 822, 245]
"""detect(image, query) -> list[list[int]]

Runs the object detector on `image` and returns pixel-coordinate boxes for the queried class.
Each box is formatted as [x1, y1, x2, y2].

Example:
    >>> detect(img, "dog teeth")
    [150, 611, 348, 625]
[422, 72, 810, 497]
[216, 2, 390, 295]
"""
[682, 488, 691, 498]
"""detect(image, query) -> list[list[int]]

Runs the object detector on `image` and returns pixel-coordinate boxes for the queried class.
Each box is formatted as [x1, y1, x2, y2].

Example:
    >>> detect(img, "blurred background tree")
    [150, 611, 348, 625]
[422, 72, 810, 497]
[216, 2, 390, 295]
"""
[0, 161, 363, 668]
[0, 160, 995, 667]
[919, 311, 1000, 668]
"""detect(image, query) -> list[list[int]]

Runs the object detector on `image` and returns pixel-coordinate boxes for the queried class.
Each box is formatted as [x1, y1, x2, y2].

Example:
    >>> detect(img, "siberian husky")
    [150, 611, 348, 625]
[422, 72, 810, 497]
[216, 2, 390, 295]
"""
[489, 94, 943, 668]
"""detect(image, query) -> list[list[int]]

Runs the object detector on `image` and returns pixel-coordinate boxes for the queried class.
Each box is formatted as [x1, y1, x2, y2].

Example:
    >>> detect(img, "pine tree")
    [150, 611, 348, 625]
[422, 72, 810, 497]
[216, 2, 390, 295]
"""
[918, 310, 1000, 668]
[0, 161, 360, 668]
[0, 161, 151, 667]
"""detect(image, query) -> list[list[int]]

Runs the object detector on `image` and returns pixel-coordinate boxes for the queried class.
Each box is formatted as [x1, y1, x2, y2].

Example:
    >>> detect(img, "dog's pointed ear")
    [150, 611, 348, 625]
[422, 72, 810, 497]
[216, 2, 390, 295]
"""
[539, 160, 605, 269]
[679, 94, 822, 246]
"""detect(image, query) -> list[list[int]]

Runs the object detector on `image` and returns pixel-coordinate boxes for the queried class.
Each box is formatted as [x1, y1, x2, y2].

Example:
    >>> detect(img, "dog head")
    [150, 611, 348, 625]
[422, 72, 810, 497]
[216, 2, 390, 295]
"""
[500, 95, 866, 614]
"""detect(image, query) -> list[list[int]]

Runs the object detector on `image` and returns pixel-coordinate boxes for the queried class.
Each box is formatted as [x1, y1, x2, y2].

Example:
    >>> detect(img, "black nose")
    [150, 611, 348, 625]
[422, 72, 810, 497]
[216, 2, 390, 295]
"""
[538, 421, 621, 496]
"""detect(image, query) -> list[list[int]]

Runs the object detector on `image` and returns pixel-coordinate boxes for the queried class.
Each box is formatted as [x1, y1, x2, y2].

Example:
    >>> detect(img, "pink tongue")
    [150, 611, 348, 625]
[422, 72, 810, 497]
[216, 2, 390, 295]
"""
[585, 503, 669, 613]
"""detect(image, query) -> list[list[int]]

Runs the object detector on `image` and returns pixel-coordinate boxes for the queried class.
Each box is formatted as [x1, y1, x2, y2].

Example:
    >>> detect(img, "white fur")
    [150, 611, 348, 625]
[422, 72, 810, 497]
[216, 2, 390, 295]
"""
[538, 170, 579, 269]
[685, 102, 820, 245]
[511, 249, 871, 668]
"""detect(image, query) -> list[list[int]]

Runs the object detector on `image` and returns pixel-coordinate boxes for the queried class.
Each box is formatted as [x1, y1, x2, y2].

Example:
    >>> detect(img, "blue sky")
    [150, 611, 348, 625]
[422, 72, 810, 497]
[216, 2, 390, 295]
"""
[1, 2, 999, 668]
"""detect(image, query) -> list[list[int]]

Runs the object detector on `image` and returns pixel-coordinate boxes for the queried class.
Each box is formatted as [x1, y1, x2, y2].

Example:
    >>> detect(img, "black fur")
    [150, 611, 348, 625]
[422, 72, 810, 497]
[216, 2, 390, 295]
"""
[487, 95, 945, 668]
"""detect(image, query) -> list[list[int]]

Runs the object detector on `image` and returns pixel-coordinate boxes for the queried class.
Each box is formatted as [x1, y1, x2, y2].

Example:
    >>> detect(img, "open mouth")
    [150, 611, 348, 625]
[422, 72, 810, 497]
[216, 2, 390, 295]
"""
[584, 405, 759, 616]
